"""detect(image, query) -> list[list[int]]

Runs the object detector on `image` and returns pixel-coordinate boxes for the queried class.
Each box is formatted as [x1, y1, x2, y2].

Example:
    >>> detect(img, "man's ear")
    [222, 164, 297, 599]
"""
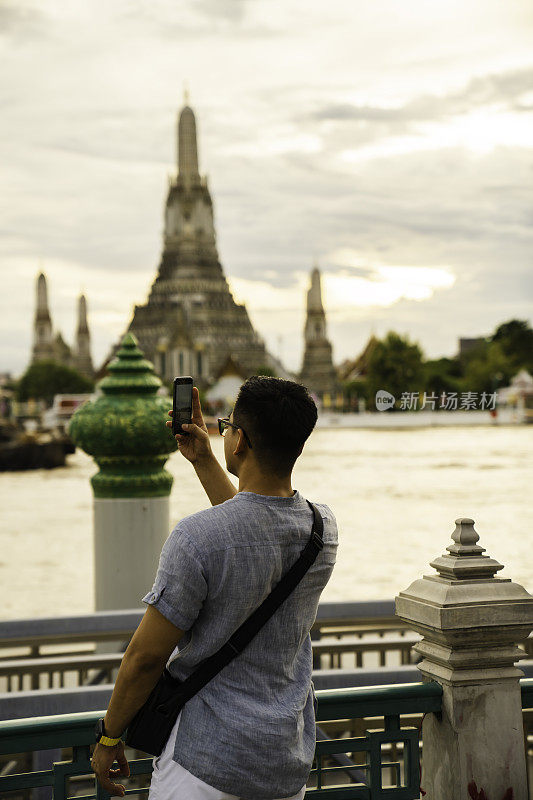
[233, 428, 248, 456]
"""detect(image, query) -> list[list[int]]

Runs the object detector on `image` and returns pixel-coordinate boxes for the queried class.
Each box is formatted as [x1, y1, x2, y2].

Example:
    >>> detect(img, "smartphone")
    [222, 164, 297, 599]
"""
[172, 377, 193, 435]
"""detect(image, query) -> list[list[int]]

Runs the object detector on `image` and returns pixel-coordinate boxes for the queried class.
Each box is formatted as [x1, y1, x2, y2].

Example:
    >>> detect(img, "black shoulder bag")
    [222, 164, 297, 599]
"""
[125, 501, 324, 756]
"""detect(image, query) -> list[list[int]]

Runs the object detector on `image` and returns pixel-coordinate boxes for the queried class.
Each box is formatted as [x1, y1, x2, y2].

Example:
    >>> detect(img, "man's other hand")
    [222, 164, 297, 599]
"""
[167, 386, 212, 465]
[91, 740, 129, 797]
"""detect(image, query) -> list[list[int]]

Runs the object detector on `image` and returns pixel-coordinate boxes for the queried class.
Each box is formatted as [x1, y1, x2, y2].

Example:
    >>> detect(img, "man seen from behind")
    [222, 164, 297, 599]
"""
[91, 376, 338, 800]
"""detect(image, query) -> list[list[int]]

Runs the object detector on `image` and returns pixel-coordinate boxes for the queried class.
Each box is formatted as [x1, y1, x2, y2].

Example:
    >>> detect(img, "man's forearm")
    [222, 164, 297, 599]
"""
[194, 451, 237, 506]
[103, 651, 166, 738]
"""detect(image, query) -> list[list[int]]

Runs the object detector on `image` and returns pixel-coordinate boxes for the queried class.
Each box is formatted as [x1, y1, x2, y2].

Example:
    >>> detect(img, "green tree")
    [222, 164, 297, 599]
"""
[490, 319, 533, 372]
[422, 357, 463, 400]
[459, 340, 511, 395]
[341, 377, 369, 410]
[17, 361, 94, 406]
[366, 332, 425, 411]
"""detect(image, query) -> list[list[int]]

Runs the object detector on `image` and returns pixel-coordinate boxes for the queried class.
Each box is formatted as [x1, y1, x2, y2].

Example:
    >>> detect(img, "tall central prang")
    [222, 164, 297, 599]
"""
[128, 97, 268, 385]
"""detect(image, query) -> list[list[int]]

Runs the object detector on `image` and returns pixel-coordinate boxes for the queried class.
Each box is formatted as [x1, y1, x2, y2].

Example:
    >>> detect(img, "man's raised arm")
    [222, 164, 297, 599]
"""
[167, 387, 237, 506]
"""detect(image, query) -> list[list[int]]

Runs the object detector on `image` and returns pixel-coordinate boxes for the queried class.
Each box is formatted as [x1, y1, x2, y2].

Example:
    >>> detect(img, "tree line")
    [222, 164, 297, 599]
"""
[344, 318, 533, 412]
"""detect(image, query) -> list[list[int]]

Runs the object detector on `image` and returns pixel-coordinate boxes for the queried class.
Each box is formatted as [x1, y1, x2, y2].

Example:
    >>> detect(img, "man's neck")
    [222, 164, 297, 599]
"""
[238, 467, 294, 498]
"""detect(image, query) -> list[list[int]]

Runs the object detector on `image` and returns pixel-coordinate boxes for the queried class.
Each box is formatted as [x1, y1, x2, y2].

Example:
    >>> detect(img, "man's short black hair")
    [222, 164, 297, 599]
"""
[233, 376, 318, 476]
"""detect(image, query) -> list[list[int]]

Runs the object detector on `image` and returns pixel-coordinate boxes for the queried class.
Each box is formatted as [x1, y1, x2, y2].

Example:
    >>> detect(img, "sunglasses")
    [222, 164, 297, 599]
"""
[217, 418, 253, 449]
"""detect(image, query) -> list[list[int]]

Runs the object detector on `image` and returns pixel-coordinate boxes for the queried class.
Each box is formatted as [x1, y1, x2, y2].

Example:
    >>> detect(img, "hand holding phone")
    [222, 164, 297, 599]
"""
[167, 386, 212, 466]
[172, 377, 193, 435]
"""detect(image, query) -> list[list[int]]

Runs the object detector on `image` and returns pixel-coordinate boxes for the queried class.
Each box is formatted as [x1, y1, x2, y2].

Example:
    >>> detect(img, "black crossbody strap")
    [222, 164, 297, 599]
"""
[160, 501, 324, 711]
[227, 501, 323, 653]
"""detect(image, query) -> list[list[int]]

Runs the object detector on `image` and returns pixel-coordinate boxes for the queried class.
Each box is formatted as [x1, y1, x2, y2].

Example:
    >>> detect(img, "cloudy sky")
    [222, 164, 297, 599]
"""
[1, 0, 532, 376]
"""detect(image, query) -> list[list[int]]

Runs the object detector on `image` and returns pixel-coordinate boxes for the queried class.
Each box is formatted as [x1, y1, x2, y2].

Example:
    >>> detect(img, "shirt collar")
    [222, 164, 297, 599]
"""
[236, 489, 306, 506]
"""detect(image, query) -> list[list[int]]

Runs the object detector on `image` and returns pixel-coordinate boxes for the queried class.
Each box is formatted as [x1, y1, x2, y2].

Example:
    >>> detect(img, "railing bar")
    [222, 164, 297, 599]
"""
[309, 792, 370, 799]
[67, 793, 148, 800]
[521, 678, 533, 709]
[384, 715, 400, 731]
[72, 744, 92, 761]
[316, 737, 371, 753]
[310, 764, 369, 775]
[0, 768, 53, 790]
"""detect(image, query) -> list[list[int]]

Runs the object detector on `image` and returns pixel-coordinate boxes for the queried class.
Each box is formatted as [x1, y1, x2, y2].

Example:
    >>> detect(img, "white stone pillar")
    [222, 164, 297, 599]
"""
[69, 334, 177, 613]
[395, 518, 533, 800]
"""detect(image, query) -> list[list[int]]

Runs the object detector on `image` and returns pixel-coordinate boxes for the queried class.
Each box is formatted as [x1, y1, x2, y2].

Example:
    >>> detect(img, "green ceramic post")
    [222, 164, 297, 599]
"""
[69, 334, 176, 498]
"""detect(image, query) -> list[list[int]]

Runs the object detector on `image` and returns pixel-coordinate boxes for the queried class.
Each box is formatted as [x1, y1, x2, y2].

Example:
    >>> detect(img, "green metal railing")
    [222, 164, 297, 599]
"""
[310, 682, 442, 798]
[10, 677, 529, 798]
[0, 681, 443, 799]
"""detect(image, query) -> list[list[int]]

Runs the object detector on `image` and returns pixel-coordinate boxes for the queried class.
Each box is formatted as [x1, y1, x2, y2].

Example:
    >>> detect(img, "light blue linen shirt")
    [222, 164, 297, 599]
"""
[142, 489, 338, 800]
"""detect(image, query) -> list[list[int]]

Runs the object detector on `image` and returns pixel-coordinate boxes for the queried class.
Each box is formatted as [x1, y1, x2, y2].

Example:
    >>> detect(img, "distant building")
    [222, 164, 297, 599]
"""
[337, 334, 379, 382]
[299, 267, 337, 401]
[497, 369, 533, 424]
[458, 337, 486, 358]
[125, 98, 271, 386]
[30, 273, 94, 379]
[205, 355, 248, 411]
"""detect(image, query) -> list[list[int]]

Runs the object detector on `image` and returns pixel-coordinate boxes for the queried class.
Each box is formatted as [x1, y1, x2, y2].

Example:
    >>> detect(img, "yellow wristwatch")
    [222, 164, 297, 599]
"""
[95, 718, 121, 747]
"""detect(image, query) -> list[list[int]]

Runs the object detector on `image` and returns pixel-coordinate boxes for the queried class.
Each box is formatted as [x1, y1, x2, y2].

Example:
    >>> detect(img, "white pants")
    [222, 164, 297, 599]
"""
[148, 710, 306, 800]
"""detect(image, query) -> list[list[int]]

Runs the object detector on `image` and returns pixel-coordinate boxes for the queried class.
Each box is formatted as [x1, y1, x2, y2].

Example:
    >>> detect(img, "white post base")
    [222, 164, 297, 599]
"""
[94, 496, 170, 612]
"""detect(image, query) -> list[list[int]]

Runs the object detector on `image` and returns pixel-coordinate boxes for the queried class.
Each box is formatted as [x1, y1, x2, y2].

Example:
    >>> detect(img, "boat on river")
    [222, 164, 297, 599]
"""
[0, 423, 74, 471]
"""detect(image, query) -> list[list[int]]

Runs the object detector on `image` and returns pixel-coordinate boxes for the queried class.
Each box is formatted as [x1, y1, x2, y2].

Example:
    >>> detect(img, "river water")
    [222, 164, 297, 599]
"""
[0, 425, 531, 621]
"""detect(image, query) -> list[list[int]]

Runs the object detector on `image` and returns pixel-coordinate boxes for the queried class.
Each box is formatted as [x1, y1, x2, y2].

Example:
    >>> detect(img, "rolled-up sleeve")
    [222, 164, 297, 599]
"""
[142, 527, 208, 631]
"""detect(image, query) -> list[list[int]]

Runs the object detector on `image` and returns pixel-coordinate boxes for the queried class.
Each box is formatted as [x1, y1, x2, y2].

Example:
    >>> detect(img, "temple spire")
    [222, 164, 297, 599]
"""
[178, 100, 199, 180]
[74, 293, 94, 379]
[32, 272, 54, 363]
[77, 293, 89, 334]
[307, 267, 325, 314]
[125, 102, 270, 385]
[299, 265, 337, 401]
[35, 272, 51, 323]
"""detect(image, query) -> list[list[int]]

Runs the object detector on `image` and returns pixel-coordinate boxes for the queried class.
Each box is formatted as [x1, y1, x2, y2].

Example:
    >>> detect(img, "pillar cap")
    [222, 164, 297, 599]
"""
[395, 517, 533, 684]
[429, 518, 504, 580]
[69, 334, 176, 498]
[99, 333, 161, 395]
